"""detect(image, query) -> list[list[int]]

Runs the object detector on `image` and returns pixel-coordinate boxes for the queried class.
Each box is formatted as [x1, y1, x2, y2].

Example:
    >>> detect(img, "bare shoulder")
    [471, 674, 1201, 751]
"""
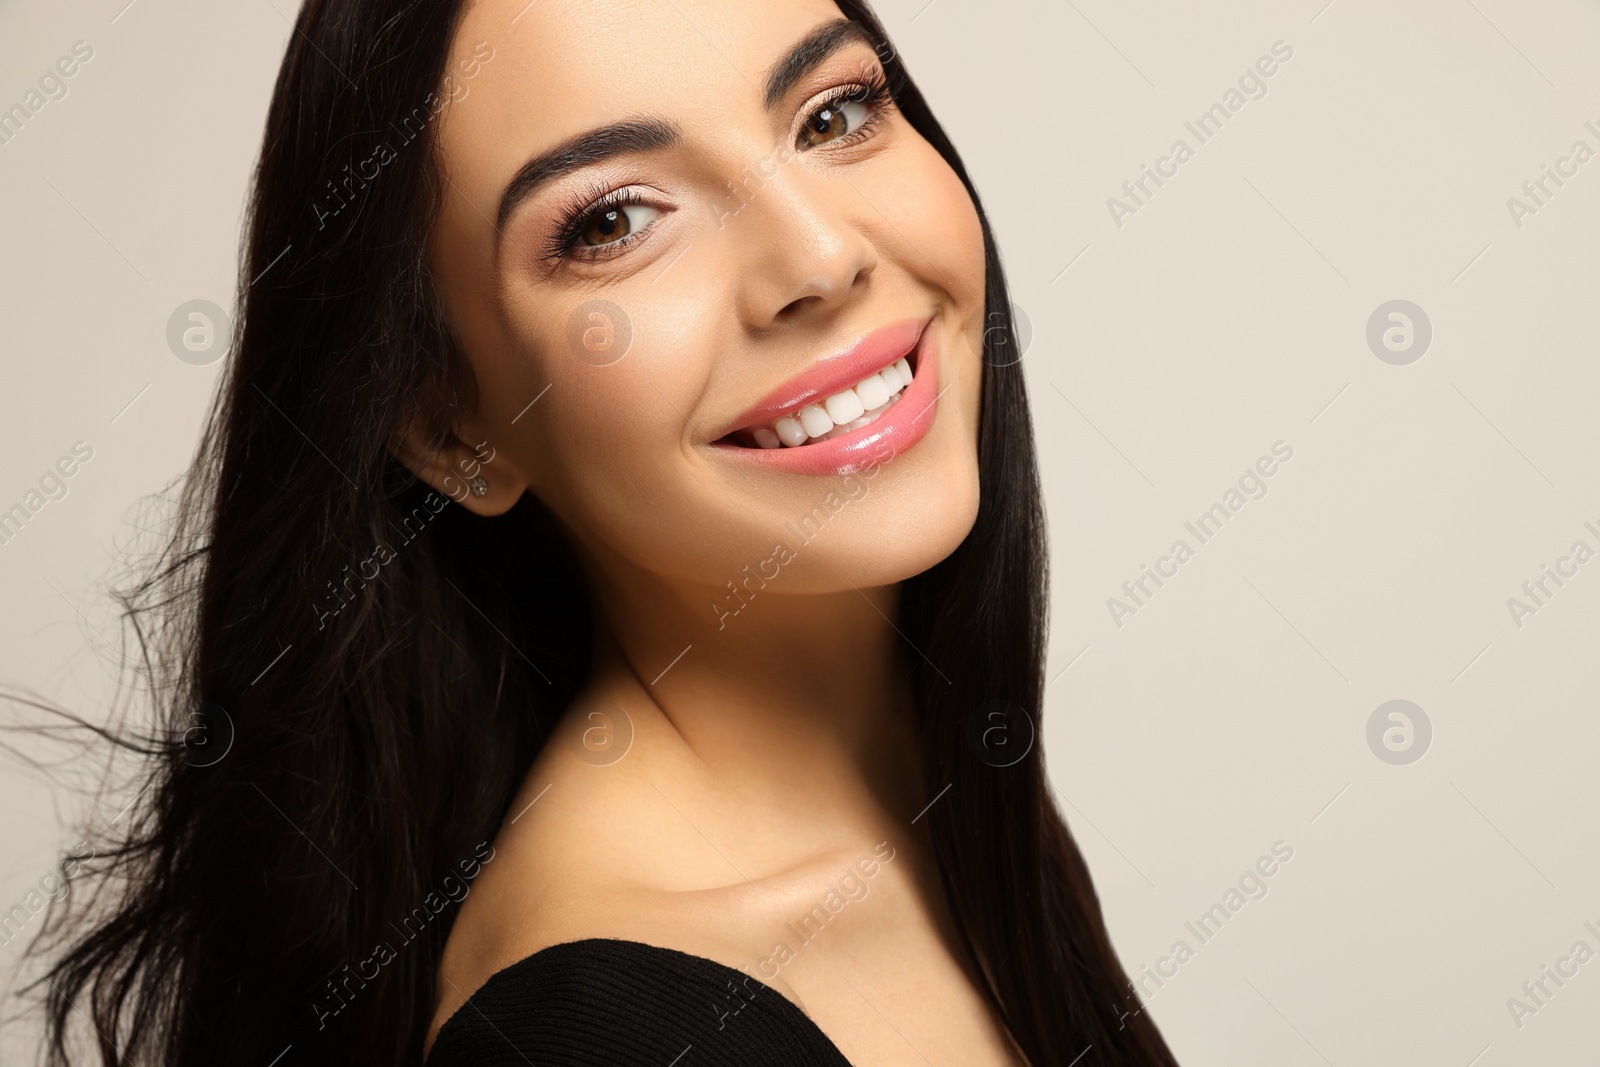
[423, 682, 935, 1060]
[424, 687, 754, 1053]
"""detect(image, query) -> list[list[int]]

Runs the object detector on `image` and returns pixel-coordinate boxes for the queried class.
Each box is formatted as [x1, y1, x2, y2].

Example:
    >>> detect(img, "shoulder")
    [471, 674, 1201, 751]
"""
[422, 684, 760, 1051]
[425, 938, 853, 1066]
[422, 679, 903, 1061]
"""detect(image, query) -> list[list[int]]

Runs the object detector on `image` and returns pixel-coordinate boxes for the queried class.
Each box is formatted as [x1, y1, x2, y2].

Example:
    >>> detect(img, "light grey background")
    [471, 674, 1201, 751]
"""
[3, 1, 1597, 1064]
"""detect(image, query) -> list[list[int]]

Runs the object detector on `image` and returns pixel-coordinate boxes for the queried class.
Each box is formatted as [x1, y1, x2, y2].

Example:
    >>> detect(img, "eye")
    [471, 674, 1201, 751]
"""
[546, 186, 666, 263]
[573, 198, 661, 252]
[799, 84, 881, 149]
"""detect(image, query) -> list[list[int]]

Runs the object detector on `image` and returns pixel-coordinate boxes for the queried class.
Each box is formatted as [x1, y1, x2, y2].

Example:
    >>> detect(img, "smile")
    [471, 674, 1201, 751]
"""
[721, 354, 915, 449]
[710, 316, 942, 476]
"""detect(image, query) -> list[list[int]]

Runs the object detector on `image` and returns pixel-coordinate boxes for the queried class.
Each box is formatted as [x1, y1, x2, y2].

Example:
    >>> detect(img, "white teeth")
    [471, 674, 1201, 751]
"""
[854, 371, 891, 410]
[798, 403, 833, 438]
[813, 392, 902, 442]
[773, 415, 809, 446]
[741, 356, 915, 449]
[823, 388, 865, 425]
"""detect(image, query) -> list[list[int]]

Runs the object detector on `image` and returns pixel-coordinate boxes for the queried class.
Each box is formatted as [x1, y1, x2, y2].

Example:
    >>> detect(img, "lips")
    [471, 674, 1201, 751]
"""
[709, 315, 942, 476]
[720, 353, 916, 449]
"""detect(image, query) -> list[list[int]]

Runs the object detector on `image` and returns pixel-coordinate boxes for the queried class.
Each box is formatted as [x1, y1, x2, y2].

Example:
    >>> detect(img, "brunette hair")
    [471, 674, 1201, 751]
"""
[18, 1, 1178, 1064]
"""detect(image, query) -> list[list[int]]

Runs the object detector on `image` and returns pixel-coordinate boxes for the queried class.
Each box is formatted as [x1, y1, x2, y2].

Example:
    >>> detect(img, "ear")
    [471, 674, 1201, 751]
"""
[389, 411, 526, 518]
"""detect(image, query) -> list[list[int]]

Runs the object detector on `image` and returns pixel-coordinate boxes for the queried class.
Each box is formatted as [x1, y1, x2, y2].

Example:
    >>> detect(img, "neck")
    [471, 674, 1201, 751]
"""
[581, 551, 926, 826]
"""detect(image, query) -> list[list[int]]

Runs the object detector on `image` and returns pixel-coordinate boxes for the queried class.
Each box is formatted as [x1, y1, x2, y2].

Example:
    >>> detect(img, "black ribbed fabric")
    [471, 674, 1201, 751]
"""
[426, 938, 856, 1066]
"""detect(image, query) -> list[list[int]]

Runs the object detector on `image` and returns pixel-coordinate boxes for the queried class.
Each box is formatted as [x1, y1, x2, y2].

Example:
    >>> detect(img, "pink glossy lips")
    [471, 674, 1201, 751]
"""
[711, 316, 941, 476]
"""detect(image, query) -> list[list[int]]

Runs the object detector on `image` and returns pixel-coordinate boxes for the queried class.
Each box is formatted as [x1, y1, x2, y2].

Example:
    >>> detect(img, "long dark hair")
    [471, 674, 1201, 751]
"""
[16, 1, 1178, 1064]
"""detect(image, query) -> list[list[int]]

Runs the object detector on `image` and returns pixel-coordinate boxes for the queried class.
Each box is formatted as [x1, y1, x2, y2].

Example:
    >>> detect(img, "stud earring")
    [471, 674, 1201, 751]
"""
[469, 476, 489, 497]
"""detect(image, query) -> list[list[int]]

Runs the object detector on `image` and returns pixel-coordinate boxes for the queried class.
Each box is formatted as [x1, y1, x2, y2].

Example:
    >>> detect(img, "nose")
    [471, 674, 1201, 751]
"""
[729, 164, 879, 329]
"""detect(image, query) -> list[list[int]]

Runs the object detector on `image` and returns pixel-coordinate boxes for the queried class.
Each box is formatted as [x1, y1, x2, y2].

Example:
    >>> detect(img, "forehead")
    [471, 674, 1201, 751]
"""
[438, 0, 853, 179]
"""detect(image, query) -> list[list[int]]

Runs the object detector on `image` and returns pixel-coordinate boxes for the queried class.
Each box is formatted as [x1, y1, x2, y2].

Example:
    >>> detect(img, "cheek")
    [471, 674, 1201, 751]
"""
[497, 300, 731, 558]
[859, 135, 987, 424]
[932, 179, 986, 304]
[877, 135, 987, 311]
[473, 292, 696, 466]
[873, 148, 987, 572]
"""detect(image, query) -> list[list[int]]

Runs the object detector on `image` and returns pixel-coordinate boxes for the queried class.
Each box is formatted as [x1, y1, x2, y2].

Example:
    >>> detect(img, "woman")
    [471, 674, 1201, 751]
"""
[28, 0, 1179, 1064]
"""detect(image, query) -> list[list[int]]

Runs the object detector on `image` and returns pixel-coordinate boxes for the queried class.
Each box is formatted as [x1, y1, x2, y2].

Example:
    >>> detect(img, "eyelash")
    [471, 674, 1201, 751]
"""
[797, 62, 897, 154]
[542, 63, 899, 265]
[542, 181, 652, 264]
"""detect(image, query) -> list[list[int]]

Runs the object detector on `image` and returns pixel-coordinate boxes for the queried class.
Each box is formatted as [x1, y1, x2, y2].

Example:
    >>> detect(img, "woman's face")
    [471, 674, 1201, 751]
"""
[422, 0, 987, 601]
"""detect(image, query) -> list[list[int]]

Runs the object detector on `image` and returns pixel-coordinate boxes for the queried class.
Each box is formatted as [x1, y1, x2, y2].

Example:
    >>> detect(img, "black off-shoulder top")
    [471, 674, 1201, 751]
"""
[425, 938, 856, 1066]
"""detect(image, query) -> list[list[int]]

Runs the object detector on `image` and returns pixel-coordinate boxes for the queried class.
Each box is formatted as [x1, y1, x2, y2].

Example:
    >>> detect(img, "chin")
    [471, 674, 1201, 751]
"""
[762, 442, 981, 593]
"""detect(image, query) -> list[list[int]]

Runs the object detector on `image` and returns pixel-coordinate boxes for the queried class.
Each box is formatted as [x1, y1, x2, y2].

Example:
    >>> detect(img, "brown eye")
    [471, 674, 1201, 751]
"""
[574, 202, 660, 250]
[579, 207, 629, 247]
[800, 91, 872, 148]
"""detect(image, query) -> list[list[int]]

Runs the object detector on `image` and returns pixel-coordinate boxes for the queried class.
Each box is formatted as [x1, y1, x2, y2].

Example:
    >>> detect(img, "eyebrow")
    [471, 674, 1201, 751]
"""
[762, 17, 877, 110]
[493, 17, 881, 234]
[494, 118, 680, 233]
